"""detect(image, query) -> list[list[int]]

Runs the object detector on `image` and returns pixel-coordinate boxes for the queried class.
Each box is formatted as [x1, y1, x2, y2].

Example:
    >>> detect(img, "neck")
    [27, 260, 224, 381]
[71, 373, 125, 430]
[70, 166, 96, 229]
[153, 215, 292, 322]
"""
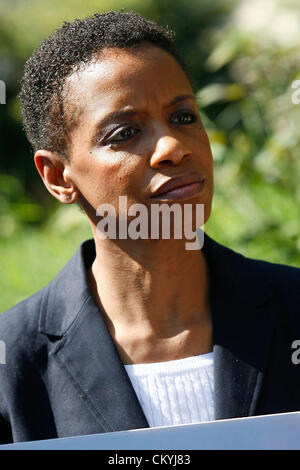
[88, 230, 212, 364]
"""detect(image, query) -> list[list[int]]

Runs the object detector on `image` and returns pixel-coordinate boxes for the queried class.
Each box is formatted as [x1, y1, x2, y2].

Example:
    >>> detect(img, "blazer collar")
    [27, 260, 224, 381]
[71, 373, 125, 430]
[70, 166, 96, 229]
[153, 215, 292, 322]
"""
[201, 231, 276, 419]
[39, 232, 276, 426]
[39, 232, 272, 336]
[39, 239, 149, 432]
[38, 239, 96, 337]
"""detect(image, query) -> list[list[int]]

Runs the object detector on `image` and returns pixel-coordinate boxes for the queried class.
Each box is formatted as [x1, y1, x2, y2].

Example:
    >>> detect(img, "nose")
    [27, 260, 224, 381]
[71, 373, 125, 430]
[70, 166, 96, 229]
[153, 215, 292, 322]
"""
[150, 134, 192, 168]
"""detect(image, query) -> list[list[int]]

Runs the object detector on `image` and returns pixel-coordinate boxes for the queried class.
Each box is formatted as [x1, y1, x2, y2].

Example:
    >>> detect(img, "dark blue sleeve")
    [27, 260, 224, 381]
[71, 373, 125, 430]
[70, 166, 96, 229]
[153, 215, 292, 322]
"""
[0, 413, 13, 444]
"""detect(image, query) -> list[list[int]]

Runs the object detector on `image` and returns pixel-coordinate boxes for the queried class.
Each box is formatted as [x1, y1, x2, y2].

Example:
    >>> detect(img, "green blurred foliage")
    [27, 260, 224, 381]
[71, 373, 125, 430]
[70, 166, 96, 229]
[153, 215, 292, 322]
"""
[201, 0, 300, 265]
[0, 0, 300, 311]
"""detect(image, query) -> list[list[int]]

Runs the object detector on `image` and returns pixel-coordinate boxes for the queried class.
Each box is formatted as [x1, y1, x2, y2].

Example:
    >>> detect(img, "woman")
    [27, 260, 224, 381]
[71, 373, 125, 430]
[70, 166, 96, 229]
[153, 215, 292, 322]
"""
[0, 10, 299, 444]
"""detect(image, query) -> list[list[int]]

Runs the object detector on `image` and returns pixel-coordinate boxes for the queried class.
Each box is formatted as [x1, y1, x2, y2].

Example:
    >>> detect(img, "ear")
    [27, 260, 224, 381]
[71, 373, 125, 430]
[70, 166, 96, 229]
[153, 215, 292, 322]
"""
[34, 150, 79, 204]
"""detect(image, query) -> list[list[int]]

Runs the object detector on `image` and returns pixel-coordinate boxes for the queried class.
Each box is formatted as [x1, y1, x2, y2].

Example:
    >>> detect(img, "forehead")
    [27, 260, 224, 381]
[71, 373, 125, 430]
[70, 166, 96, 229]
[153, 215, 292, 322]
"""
[64, 44, 193, 121]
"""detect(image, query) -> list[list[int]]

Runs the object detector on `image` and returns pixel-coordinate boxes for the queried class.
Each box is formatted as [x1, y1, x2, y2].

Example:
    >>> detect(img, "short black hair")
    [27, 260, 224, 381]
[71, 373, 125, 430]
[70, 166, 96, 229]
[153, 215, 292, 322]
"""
[19, 10, 190, 159]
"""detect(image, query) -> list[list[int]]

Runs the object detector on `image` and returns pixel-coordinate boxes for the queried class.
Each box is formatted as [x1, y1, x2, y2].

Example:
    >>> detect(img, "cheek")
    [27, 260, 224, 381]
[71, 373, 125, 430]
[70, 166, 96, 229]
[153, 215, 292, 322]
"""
[72, 150, 140, 206]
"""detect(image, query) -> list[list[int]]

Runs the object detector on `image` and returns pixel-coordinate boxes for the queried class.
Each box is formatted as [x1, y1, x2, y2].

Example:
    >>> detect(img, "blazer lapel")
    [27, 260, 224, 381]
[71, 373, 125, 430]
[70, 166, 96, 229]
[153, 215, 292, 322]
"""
[202, 233, 277, 420]
[39, 240, 149, 433]
[51, 295, 149, 432]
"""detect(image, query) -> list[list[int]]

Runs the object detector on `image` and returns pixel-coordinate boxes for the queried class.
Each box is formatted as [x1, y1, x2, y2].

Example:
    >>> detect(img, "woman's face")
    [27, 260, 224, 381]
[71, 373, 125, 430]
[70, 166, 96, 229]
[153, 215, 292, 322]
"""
[64, 43, 214, 229]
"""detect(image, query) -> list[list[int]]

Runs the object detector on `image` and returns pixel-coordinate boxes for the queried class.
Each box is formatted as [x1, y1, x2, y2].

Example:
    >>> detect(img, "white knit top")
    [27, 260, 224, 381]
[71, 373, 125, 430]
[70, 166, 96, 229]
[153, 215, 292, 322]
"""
[124, 352, 214, 427]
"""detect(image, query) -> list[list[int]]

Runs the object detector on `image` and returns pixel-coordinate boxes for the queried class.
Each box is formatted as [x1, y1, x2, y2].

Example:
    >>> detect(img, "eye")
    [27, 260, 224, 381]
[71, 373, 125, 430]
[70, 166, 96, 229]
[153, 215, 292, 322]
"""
[171, 110, 198, 125]
[105, 126, 139, 145]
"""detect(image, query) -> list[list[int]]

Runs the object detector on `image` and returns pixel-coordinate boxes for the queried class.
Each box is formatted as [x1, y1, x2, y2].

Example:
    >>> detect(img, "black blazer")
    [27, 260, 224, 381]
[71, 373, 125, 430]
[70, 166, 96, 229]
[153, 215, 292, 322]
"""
[0, 233, 300, 444]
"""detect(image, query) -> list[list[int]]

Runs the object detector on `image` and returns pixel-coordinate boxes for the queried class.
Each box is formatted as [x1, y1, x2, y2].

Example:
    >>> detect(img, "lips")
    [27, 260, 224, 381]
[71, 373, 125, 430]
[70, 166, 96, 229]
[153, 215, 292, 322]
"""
[150, 174, 205, 199]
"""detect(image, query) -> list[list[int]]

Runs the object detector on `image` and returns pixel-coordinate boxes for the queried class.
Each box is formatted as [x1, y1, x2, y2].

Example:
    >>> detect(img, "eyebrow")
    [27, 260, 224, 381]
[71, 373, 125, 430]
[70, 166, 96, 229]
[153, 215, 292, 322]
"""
[168, 94, 195, 106]
[91, 93, 196, 144]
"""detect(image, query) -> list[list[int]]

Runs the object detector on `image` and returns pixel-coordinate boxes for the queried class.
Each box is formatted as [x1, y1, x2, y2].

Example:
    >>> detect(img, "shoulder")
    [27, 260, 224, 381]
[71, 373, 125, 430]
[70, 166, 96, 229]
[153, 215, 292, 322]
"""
[0, 238, 94, 347]
[0, 238, 94, 362]
[241, 252, 300, 293]
[0, 287, 50, 419]
[204, 232, 300, 288]
[0, 287, 49, 381]
[242, 250, 300, 279]
[0, 287, 47, 348]
[210, 233, 300, 287]
[227, 247, 300, 329]
[204, 233, 300, 321]
[246, 255, 300, 320]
